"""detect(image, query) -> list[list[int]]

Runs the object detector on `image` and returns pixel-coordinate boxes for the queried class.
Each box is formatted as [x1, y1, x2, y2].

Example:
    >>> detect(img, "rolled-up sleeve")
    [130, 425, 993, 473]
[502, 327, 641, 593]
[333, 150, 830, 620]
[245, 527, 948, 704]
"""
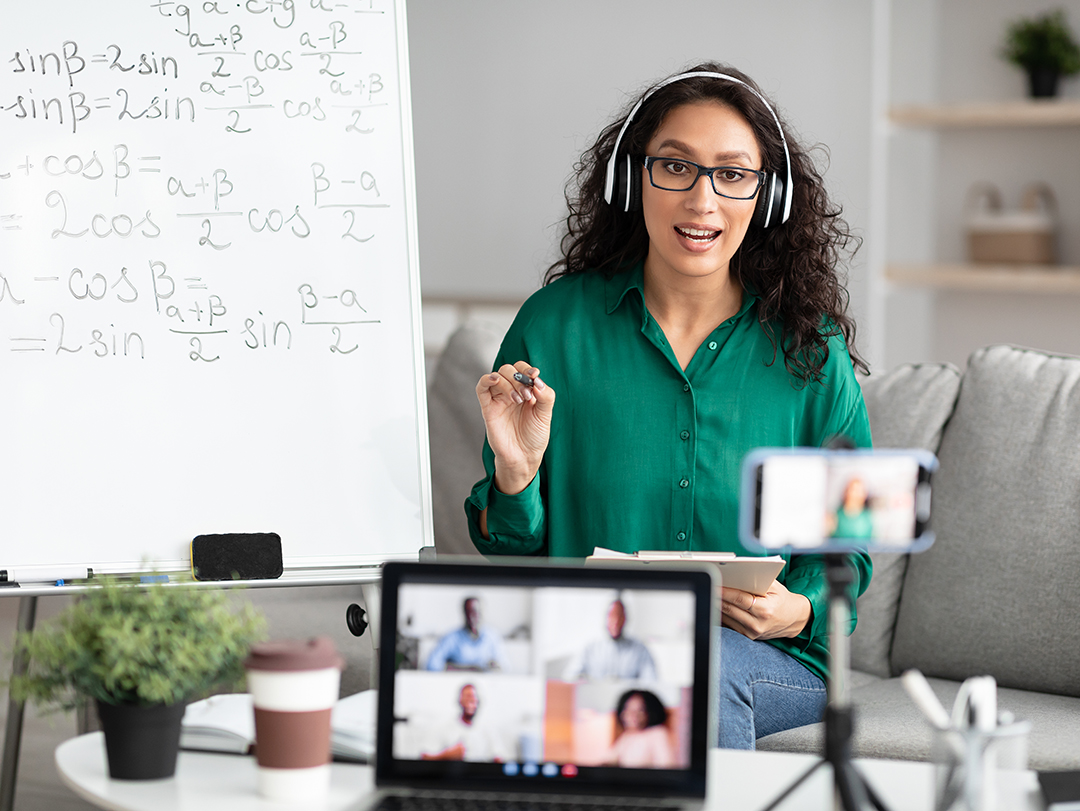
[466, 441, 547, 556]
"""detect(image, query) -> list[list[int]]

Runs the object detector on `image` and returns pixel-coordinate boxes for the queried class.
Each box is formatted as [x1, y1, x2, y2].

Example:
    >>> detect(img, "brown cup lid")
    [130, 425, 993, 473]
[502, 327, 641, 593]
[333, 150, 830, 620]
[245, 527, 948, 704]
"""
[245, 635, 344, 672]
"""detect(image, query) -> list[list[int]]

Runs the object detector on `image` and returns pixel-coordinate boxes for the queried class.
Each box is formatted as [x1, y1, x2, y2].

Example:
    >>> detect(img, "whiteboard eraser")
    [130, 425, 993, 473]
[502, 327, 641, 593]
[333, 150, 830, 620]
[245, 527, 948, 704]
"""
[191, 533, 283, 581]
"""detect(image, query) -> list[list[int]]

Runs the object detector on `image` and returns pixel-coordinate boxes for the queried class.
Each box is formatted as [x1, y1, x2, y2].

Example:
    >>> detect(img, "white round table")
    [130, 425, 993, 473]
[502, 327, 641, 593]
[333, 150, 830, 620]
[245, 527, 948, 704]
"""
[56, 732, 1045, 811]
[55, 733, 374, 811]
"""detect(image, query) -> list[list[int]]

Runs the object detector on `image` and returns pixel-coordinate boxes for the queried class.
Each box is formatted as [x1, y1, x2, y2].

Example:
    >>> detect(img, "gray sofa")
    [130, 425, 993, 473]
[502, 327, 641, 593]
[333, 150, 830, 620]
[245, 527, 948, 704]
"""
[426, 325, 1080, 771]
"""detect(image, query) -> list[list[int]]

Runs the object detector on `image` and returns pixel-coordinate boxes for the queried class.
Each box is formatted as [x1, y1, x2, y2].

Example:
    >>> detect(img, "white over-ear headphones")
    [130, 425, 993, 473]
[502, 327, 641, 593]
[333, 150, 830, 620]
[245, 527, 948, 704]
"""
[602, 71, 793, 229]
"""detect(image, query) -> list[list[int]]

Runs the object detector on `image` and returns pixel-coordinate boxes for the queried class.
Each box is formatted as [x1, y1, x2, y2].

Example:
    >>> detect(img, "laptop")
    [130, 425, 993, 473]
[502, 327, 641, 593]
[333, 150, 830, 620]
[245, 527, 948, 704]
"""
[356, 558, 715, 811]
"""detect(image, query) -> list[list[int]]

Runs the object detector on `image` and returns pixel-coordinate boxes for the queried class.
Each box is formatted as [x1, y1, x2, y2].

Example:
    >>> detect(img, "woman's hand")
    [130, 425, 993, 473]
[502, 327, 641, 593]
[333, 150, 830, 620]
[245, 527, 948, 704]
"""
[475, 362, 555, 496]
[719, 582, 811, 641]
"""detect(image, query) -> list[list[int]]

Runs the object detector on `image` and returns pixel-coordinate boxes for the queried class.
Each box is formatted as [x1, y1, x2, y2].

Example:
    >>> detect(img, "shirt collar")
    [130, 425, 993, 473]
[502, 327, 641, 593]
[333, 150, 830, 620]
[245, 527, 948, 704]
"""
[604, 261, 760, 320]
[604, 262, 646, 315]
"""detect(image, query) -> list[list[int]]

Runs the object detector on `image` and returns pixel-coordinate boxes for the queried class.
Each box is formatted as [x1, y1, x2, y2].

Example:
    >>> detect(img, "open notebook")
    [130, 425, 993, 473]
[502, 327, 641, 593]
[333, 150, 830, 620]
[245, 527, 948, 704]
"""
[354, 559, 715, 811]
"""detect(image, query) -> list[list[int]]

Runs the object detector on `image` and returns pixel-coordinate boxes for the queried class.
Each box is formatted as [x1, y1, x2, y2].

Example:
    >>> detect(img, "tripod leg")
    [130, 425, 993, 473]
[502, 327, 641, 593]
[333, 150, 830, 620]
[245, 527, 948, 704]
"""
[850, 762, 892, 811]
[758, 557, 898, 811]
[836, 760, 878, 811]
[757, 759, 825, 811]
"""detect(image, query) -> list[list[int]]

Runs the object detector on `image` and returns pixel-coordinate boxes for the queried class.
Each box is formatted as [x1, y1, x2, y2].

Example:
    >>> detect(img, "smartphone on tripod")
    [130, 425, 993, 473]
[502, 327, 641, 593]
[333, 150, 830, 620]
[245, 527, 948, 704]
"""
[740, 447, 936, 554]
[739, 446, 937, 811]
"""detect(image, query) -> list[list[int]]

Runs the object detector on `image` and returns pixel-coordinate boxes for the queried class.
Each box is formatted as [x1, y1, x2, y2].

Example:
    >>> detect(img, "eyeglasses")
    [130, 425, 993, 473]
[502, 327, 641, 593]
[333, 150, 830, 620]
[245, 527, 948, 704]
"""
[642, 156, 765, 200]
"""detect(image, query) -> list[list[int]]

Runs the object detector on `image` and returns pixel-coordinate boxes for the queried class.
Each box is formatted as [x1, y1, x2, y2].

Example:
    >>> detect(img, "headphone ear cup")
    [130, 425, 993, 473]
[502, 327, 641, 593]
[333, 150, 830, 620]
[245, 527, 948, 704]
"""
[612, 154, 641, 213]
[628, 156, 642, 211]
[752, 173, 781, 229]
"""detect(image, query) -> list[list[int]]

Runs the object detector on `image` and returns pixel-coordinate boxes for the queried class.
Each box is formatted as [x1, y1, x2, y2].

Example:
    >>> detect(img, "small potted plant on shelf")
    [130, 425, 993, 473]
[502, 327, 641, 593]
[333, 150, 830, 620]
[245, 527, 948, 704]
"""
[4, 576, 266, 780]
[1003, 9, 1080, 98]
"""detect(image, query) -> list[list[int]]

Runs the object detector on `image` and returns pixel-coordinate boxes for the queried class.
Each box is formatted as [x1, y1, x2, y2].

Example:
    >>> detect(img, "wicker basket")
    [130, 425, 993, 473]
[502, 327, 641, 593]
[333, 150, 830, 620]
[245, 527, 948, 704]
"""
[965, 183, 1057, 265]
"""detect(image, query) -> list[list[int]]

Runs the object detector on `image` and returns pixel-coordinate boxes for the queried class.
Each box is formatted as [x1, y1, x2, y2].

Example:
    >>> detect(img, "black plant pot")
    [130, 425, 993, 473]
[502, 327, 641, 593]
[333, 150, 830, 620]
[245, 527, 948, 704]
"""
[96, 699, 186, 780]
[1028, 67, 1061, 98]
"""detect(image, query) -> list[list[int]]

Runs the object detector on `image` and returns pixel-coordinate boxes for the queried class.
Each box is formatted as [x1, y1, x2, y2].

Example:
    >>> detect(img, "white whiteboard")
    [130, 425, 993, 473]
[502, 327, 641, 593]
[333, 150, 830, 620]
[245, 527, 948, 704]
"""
[0, 0, 430, 573]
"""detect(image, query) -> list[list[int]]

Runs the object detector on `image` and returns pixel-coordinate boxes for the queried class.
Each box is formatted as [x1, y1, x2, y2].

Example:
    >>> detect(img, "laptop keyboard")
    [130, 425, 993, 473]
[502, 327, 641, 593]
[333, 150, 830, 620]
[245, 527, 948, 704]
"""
[371, 793, 679, 811]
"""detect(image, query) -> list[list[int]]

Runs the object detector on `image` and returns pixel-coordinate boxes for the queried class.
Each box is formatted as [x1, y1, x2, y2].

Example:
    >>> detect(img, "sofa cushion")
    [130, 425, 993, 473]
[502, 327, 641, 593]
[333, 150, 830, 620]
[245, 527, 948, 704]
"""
[756, 675, 1080, 771]
[892, 345, 1080, 696]
[427, 321, 505, 556]
[852, 363, 961, 677]
[861, 362, 962, 453]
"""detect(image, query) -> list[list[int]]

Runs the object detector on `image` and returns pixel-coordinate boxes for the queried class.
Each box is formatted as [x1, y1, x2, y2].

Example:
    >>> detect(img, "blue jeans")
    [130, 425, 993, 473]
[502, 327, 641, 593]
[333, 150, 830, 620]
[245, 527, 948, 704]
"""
[713, 627, 827, 749]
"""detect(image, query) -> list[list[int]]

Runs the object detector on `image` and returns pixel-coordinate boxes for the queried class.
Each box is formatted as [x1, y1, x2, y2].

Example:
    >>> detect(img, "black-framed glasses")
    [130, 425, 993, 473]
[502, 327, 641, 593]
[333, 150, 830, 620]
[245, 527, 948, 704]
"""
[642, 156, 765, 200]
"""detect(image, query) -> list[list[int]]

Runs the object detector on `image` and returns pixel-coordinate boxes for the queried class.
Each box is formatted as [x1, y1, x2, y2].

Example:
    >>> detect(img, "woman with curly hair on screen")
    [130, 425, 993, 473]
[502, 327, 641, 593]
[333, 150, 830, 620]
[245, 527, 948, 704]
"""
[607, 690, 675, 768]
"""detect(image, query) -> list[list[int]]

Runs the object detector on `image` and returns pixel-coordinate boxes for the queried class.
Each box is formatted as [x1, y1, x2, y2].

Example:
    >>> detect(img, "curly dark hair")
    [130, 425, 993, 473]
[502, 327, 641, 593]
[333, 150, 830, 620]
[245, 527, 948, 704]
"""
[614, 689, 668, 732]
[545, 62, 867, 383]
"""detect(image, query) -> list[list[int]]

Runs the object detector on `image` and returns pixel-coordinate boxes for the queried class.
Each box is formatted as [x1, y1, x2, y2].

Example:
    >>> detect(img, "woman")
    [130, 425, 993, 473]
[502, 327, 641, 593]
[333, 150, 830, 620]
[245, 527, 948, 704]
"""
[831, 477, 874, 539]
[465, 63, 872, 748]
[607, 689, 675, 768]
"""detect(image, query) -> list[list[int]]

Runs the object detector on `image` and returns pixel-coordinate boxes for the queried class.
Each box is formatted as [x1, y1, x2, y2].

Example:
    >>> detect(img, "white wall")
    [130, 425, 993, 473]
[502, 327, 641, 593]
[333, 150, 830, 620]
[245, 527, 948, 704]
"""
[880, 0, 940, 368]
[407, 0, 876, 354]
[887, 0, 1080, 369]
[932, 0, 1080, 368]
[408, 0, 1080, 373]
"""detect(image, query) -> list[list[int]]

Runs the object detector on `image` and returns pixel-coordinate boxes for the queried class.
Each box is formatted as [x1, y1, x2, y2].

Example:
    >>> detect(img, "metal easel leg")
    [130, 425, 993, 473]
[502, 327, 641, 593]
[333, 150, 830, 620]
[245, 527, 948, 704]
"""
[1, 595, 38, 811]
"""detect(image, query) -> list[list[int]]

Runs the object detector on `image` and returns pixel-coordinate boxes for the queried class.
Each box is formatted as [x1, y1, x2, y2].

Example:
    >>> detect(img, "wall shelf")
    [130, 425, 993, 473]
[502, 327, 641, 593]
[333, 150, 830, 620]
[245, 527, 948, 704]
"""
[887, 264, 1080, 294]
[890, 99, 1080, 128]
[889, 100, 1080, 129]
[870, 2, 1080, 368]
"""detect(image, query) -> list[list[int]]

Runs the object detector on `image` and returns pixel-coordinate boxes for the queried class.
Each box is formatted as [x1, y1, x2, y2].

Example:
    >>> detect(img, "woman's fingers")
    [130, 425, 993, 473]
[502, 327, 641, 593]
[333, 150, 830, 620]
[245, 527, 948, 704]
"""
[719, 587, 764, 640]
[509, 363, 554, 412]
[476, 372, 520, 410]
[476, 371, 518, 405]
[476, 363, 552, 408]
[720, 586, 758, 614]
[505, 362, 546, 404]
[719, 582, 811, 642]
[475, 361, 555, 484]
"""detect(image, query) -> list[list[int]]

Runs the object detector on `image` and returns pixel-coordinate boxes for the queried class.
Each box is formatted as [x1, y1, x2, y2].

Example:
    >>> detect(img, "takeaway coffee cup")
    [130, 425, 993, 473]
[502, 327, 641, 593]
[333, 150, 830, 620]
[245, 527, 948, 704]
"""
[245, 636, 344, 802]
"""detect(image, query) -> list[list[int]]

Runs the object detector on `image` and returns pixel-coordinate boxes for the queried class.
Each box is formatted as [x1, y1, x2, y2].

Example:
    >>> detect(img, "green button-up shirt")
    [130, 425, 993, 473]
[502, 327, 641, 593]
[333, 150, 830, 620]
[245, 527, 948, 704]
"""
[466, 263, 872, 681]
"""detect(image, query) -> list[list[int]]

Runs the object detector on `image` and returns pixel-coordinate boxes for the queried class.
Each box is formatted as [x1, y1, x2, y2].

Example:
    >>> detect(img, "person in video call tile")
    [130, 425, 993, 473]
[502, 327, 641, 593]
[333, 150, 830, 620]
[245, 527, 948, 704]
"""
[426, 596, 508, 672]
[606, 689, 676, 768]
[829, 476, 874, 539]
[467, 63, 873, 749]
[420, 683, 506, 762]
[564, 599, 658, 681]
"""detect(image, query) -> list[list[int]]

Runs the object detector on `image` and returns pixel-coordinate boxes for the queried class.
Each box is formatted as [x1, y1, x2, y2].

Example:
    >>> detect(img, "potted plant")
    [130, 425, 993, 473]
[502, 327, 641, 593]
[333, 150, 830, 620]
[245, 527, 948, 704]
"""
[5, 577, 265, 780]
[1003, 9, 1080, 98]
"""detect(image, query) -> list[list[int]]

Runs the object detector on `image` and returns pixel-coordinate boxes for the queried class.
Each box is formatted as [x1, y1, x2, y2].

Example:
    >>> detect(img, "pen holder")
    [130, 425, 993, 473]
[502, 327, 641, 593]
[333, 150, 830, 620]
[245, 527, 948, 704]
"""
[932, 720, 1030, 811]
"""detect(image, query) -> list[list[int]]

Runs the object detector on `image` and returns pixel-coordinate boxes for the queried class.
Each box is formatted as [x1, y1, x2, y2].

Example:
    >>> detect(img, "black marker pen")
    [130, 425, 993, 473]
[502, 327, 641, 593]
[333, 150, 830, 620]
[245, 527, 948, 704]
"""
[513, 372, 535, 388]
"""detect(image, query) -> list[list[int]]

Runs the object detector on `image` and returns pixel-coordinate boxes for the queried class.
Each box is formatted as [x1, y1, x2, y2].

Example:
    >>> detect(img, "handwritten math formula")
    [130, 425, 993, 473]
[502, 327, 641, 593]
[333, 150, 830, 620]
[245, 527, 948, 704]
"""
[0, 0, 428, 574]
[0, 0, 413, 365]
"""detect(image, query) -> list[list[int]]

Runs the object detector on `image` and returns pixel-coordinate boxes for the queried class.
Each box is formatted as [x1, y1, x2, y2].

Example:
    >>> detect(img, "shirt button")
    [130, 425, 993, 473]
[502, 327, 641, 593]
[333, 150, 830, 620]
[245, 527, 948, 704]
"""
[683, 383, 690, 392]
[708, 341, 718, 350]
[680, 430, 690, 440]
[676, 531, 687, 542]
[679, 478, 690, 489]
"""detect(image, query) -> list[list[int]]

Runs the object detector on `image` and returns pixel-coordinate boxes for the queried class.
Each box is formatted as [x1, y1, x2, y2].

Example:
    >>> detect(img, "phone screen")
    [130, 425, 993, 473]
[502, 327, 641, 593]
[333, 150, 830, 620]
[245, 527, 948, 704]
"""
[743, 449, 935, 552]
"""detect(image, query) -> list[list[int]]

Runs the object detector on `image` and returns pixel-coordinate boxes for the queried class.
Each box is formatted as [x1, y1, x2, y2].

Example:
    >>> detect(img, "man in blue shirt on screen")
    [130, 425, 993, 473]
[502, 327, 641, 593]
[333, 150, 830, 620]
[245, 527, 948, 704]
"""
[426, 596, 508, 672]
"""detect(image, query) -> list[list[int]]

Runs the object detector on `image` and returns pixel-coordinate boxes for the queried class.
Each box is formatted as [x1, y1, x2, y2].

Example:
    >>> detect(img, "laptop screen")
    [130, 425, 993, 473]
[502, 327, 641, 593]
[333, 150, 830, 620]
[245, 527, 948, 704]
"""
[376, 560, 713, 799]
